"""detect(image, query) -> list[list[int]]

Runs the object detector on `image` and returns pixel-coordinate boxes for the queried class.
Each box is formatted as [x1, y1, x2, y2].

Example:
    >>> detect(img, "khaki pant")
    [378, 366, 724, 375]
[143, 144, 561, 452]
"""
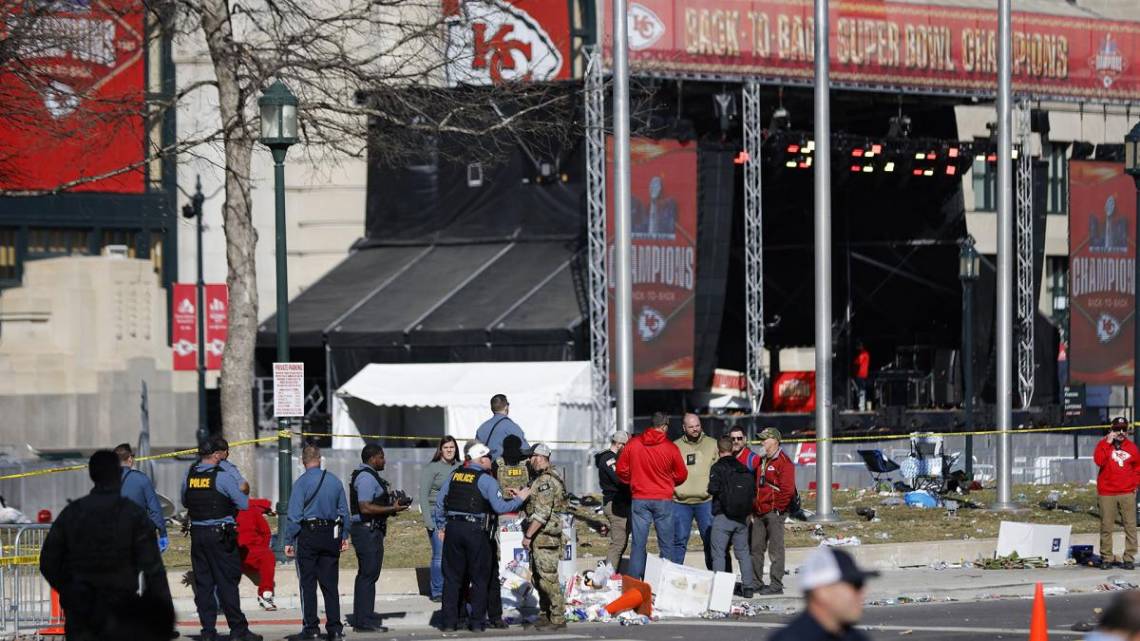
[603, 501, 630, 569]
[751, 511, 785, 589]
[1099, 493, 1138, 564]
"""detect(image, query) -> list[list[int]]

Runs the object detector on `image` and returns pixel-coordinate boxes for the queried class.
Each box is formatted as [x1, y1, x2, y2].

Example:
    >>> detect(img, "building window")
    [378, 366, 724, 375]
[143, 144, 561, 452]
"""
[101, 229, 138, 257]
[26, 228, 90, 258]
[150, 233, 164, 281]
[972, 156, 997, 211]
[0, 228, 17, 282]
[1045, 143, 1068, 215]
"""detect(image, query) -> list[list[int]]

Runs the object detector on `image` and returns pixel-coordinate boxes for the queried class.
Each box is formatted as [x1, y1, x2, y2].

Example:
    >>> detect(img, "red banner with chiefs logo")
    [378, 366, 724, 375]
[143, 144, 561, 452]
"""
[443, 0, 572, 86]
[606, 138, 697, 389]
[1069, 161, 1136, 385]
[604, 0, 1140, 102]
[204, 284, 228, 371]
[0, 0, 146, 192]
[172, 284, 198, 372]
[772, 371, 816, 413]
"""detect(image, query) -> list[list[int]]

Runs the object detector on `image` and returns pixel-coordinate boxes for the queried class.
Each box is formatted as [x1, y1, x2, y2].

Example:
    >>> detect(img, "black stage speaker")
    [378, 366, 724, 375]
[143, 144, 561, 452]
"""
[932, 348, 962, 406]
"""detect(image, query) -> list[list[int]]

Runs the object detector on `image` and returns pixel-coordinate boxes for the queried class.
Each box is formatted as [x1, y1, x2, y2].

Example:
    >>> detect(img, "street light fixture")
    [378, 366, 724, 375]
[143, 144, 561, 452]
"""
[181, 176, 207, 448]
[959, 235, 979, 478]
[259, 79, 298, 560]
[1124, 123, 1140, 428]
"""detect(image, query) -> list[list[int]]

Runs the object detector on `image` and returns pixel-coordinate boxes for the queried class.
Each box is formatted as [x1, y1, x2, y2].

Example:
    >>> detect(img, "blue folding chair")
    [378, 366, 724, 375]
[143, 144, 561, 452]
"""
[856, 449, 901, 492]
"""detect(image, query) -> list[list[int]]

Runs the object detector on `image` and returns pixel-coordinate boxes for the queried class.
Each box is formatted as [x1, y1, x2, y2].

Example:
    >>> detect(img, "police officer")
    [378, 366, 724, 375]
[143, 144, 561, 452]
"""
[40, 450, 175, 641]
[285, 444, 350, 641]
[349, 444, 409, 632]
[183, 436, 261, 641]
[520, 443, 567, 630]
[114, 442, 169, 551]
[435, 442, 531, 633]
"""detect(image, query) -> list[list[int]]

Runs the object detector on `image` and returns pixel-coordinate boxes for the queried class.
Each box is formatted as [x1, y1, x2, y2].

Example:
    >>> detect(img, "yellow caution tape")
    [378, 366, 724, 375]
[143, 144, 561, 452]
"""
[0, 555, 40, 566]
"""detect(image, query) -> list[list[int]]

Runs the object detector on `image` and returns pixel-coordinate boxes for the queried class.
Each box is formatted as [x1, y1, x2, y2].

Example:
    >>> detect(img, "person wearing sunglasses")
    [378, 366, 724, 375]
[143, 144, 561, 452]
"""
[1094, 417, 1139, 570]
[768, 547, 878, 641]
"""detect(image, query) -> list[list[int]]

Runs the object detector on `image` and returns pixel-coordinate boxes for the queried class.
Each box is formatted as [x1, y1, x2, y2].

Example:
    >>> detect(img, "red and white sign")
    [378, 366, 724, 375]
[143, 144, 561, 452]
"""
[172, 284, 198, 371]
[273, 362, 305, 418]
[443, 0, 571, 85]
[603, 0, 1140, 102]
[771, 371, 815, 413]
[204, 284, 228, 371]
[0, 0, 146, 192]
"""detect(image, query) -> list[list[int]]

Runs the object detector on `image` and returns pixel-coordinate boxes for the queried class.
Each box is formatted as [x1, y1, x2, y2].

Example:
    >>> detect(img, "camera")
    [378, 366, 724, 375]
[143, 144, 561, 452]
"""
[383, 489, 413, 507]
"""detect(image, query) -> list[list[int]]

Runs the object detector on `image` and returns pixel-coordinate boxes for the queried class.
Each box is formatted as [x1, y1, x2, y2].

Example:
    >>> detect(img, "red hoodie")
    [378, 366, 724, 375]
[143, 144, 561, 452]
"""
[616, 428, 688, 500]
[237, 498, 273, 550]
[1094, 437, 1140, 495]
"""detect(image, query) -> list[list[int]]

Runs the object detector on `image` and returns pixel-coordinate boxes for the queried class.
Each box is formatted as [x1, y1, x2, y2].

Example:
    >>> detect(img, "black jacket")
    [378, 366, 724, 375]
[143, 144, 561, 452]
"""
[595, 449, 631, 512]
[40, 485, 173, 641]
[768, 612, 872, 641]
[707, 455, 751, 521]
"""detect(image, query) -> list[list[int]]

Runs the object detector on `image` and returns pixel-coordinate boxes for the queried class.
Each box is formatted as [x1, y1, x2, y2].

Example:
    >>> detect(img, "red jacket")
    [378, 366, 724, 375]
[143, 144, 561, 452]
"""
[1094, 438, 1140, 495]
[237, 498, 273, 550]
[736, 447, 761, 473]
[753, 449, 795, 514]
[616, 428, 688, 500]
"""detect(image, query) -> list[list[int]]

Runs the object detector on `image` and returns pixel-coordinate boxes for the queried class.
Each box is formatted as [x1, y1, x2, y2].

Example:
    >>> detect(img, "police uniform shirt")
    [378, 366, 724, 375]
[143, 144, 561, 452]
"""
[219, 459, 247, 486]
[182, 463, 248, 526]
[433, 463, 524, 531]
[121, 467, 167, 536]
[475, 415, 530, 460]
[350, 464, 385, 523]
[283, 467, 350, 547]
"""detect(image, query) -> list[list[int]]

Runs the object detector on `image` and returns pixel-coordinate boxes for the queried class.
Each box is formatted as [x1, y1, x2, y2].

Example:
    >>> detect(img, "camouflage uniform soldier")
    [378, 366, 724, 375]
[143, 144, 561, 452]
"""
[521, 443, 567, 631]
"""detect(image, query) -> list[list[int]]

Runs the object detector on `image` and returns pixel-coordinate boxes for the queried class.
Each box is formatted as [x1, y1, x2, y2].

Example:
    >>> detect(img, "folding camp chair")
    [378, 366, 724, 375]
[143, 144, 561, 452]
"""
[856, 449, 900, 492]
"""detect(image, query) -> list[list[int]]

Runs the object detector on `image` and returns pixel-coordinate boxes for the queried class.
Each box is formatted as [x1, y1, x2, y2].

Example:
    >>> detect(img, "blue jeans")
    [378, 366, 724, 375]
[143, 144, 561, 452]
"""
[629, 499, 675, 580]
[672, 501, 713, 568]
[426, 528, 444, 598]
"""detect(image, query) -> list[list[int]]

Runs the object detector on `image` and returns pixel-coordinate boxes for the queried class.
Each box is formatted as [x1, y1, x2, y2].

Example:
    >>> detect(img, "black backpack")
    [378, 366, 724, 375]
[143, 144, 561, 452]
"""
[720, 461, 757, 519]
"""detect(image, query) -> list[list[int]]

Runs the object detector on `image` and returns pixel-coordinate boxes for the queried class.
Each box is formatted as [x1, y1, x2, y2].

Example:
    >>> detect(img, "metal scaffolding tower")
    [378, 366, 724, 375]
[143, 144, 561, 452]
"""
[743, 81, 766, 412]
[584, 46, 613, 448]
[1015, 102, 1036, 408]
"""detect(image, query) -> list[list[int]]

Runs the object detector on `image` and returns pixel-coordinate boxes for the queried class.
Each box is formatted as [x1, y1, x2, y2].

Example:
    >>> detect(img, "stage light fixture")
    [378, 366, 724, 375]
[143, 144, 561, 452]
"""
[948, 147, 960, 158]
[924, 169, 934, 176]
[884, 162, 895, 172]
[1012, 148, 1019, 159]
[852, 148, 864, 157]
[786, 160, 797, 168]
[871, 144, 883, 155]
[862, 165, 874, 173]
[927, 151, 937, 159]
[799, 160, 811, 169]
[946, 165, 957, 176]
[851, 164, 862, 172]
[787, 144, 801, 153]
[887, 114, 912, 138]
[913, 168, 923, 176]
[975, 153, 985, 161]
[987, 153, 997, 162]
[770, 106, 791, 131]
[805, 140, 815, 153]
[713, 92, 737, 134]
[914, 152, 925, 160]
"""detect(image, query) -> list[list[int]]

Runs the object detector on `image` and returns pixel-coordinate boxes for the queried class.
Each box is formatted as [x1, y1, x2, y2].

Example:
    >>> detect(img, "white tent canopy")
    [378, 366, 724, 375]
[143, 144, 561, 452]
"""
[332, 361, 594, 450]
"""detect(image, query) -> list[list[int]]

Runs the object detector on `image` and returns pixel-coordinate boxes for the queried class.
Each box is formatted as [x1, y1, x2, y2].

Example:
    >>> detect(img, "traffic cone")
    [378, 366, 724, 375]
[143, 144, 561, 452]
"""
[37, 588, 65, 635]
[604, 588, 644, 615]
[1028, 581, 1048, 641]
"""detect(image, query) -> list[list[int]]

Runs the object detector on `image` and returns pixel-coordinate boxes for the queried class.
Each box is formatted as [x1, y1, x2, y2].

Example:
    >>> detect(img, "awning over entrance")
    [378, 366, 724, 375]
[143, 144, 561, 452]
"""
[257, 239, 584, 361]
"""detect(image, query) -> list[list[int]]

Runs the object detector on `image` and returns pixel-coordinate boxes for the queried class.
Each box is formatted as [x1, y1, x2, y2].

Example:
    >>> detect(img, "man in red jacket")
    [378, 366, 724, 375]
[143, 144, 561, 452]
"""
[616, 411, 688, 579]
[1094, 417, 1138, 570]
[751, 427, 795, 594]
[237, 497, 278, 610]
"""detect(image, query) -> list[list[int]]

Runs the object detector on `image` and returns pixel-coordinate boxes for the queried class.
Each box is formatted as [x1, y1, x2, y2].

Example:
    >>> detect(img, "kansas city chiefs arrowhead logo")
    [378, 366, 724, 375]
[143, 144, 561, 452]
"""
[1096, 313, 1121, 343]
[444, 0, 564, 86]
[637, 306, 667, 341]
[628, 3, 665, 51]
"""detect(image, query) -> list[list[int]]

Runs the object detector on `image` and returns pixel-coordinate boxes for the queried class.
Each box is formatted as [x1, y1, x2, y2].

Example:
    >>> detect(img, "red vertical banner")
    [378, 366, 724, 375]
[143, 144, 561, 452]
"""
[606, 138, 698, 389]
[1069, 161, 1136, 385]
[172, 284, 198, 371]
[205, 284, 228, 371]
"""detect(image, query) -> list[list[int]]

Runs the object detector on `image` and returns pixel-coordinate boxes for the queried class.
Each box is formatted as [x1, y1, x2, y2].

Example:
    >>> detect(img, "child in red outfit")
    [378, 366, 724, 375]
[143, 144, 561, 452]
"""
[237, 497, 278, 610]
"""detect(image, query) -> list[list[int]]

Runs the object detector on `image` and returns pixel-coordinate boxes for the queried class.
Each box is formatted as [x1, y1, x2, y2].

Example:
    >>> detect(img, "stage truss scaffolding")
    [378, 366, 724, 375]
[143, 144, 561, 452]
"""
[584, 45, 613, 447]
[1015, 101, 1036, 408]
[743, 81, 766, 413]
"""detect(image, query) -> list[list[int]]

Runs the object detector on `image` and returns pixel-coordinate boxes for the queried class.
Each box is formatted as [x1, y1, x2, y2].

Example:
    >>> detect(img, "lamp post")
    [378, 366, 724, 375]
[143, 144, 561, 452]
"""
[181, 176, 207, 448]
[1124, 123, 1140, 431]
[259, 79, 298, 559]
[959, 235, 980, 478]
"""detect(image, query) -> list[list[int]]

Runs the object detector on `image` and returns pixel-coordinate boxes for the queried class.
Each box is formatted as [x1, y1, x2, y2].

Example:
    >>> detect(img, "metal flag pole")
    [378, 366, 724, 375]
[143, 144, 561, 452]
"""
[811, 0, 839, 522]
[992, 0, 1019, 511]
[612, 0, 634, 431]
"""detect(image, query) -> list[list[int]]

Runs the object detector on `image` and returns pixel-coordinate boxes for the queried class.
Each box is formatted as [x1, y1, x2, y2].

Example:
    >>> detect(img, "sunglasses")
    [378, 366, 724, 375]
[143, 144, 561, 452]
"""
[731, 436, 746, 441]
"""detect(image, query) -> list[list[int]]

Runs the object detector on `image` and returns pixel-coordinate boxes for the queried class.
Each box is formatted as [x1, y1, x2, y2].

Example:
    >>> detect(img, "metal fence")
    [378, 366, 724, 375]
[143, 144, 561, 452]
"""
[0, 524, 53, 637]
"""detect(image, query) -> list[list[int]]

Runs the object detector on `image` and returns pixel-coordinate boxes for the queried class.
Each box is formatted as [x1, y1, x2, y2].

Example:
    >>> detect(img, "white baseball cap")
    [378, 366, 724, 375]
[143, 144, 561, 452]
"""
[798, 547, 879, 592]
[467, 442, 491, 460]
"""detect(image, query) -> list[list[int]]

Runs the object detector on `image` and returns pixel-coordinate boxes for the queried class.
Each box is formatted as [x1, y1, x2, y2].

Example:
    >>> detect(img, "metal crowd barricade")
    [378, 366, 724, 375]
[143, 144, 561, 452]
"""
[0, 524, 53, 637]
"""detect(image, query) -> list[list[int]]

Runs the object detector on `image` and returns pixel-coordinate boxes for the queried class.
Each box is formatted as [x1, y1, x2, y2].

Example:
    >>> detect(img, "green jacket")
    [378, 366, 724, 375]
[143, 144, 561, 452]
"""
[673, 433, 718, 504]
[418, 458, 459, 530]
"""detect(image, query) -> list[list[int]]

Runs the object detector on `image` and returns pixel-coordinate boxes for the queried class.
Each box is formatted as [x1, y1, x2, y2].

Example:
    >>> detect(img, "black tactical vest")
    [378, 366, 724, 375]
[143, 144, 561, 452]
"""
[443, 467, 492, 514]
[183, 465, 235, 521]
[349, 466, 386, 522]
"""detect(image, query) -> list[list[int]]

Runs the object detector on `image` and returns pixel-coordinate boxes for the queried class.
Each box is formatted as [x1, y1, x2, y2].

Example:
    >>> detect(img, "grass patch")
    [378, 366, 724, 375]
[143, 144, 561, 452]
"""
[161, 484, 1105, 570]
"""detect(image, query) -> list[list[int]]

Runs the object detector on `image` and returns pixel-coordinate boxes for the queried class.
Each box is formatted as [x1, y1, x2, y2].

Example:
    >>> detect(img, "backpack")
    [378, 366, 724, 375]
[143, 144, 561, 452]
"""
[720, 462, 757, 519]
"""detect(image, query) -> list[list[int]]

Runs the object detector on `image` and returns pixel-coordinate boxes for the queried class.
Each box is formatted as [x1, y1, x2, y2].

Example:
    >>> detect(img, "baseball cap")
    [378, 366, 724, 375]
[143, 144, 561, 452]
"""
[524, 443, 552, 457]
[1110, 417, 1128, 431]
[758, 427, 782, 442]
[612, 430, 630, 444]
[467, 443, 491, 460]
[799, 547, 879, 592]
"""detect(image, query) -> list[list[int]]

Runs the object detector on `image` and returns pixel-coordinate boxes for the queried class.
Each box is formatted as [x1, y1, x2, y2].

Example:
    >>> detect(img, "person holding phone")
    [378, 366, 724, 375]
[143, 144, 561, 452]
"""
[1094, 417, 1139, 570]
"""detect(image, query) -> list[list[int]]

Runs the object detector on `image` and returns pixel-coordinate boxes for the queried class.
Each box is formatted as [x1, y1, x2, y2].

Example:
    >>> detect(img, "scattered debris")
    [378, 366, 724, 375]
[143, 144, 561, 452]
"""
[1043, 586, 1069, 596]
[855, 507, 877, 521]
[820, 536, 861, 547]
[980, 552, 1049, 570]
